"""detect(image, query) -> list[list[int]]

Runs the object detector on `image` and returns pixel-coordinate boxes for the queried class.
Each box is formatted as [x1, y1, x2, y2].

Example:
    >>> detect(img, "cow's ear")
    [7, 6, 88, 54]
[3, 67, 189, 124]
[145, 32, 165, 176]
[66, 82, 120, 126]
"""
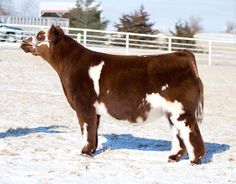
[49, 24, 64, 43]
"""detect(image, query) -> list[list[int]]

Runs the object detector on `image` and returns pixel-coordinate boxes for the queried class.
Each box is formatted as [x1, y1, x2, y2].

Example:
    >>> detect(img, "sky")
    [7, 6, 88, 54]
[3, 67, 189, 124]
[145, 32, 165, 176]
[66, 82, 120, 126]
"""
[11, 0, 236, 33]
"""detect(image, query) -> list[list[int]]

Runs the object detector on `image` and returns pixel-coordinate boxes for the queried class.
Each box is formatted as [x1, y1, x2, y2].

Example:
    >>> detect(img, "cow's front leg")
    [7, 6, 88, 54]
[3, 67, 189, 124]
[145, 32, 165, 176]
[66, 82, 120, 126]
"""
[77, 109, 100, 155]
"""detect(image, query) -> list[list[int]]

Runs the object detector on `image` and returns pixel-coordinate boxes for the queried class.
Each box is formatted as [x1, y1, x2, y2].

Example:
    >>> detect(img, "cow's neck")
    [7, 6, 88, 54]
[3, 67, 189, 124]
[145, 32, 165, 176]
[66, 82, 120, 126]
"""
[48, 43, 85, 75]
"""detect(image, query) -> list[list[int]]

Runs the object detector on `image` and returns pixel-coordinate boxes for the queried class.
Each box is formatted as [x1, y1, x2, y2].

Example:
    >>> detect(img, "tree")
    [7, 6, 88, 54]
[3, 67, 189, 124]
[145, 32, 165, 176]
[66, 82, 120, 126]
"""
[0, 0, 13, 16]
[225, 22, 236, 34]
[170, 20, 195, 38]
[170, 18, 202, 50]
[189, 16, 203, 33]
[170, 17, 203, 37]
[63, 0, 109, 30]
[114, 5, 158, 35]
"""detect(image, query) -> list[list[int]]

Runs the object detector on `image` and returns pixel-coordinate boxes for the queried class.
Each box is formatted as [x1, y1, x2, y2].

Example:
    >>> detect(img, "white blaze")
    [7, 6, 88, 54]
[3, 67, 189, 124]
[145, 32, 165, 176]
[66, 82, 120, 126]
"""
[88, 61, 104, 96]
[32, 36, 37, 48]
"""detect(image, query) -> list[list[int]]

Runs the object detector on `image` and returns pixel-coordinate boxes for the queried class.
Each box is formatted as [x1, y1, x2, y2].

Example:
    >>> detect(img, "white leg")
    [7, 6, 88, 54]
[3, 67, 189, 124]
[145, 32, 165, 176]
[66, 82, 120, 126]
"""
[169, 126, 186, 162]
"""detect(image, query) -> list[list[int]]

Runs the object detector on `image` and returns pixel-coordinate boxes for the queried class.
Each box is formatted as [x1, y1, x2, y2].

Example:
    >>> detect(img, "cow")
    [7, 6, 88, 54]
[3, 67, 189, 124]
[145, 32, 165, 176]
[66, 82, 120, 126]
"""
[20, 25, 205, 164]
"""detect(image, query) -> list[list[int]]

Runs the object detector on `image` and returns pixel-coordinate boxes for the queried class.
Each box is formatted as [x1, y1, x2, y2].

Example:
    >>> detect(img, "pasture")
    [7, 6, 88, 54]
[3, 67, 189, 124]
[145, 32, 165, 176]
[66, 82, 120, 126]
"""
[0, 46, 235, 183]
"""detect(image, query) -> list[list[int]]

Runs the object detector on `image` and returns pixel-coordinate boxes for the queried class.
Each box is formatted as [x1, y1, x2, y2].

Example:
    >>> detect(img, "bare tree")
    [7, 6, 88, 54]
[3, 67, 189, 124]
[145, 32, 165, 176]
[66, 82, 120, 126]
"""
[225, 22, 236, 34]
[189, 16, 203, 33]
[0, 0, 13, 15]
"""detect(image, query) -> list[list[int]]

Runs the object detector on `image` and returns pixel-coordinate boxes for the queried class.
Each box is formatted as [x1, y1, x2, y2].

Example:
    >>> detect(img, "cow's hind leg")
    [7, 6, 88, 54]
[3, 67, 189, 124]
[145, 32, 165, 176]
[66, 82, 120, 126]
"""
[174, 114, 205, 164]
[77, 109, 100, 155]
[168, 125, 186, 162]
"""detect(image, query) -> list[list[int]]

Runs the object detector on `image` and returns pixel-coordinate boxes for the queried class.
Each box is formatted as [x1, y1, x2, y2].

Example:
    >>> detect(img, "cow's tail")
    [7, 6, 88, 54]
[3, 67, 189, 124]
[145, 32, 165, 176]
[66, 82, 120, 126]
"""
[196, 77, 204, 124]
[183, 50, 204, 124]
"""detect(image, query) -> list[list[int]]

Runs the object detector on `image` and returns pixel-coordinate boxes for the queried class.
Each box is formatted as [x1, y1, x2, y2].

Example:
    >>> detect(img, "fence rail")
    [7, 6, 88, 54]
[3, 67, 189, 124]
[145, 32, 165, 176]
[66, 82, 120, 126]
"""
[1, 23, 236, 66]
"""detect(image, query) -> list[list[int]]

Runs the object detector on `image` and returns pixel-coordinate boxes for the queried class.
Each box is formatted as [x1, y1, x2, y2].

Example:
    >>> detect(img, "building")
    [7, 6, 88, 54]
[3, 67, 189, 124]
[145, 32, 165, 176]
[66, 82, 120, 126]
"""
[40, 1, 76, 18]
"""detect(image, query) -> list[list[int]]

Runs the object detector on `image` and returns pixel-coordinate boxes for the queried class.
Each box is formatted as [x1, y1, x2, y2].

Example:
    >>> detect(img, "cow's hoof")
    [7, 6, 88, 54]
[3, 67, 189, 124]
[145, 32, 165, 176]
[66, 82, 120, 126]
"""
[168, 151, 185, 162]
[168, 158, 177, 163]
[81, 146, 96, 155]
[190, 159, 201, 165]
[168, 155, 181, 162]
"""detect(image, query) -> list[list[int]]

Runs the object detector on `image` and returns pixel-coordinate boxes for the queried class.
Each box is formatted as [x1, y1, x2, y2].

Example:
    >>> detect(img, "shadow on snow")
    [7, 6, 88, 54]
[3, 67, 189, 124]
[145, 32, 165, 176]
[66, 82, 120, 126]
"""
[99, 134, 230, 164]
[0, 127, 230, 164]
[0, 125, 67, 139]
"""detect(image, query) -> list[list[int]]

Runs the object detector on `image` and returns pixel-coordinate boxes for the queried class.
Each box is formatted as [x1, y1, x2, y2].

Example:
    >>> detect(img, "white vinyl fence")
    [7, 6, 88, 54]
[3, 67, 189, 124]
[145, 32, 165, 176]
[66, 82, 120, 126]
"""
[1, 24, 236, 66]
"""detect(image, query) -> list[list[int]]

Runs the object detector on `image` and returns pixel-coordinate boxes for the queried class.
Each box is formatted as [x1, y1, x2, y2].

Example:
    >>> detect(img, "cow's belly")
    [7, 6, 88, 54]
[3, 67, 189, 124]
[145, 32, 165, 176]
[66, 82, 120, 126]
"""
[94, 92, 184, 124]
[94, 101, 163, 123]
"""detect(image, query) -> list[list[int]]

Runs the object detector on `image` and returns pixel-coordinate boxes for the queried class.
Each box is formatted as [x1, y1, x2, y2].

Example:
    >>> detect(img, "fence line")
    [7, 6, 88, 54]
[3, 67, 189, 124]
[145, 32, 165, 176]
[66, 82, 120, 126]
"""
[1, 23, 236, 66]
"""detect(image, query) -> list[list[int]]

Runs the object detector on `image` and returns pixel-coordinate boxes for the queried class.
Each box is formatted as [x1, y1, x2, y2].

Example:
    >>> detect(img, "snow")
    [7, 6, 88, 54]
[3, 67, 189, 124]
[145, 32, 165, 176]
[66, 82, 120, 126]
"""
[0, 48, 236, 183]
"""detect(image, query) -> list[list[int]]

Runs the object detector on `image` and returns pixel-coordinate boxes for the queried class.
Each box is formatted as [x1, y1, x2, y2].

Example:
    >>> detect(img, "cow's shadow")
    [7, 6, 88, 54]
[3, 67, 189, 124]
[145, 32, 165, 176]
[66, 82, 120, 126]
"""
[0, 125, 66, 139]
[0, 128, 230, 164]
[98, 134, 230, 164]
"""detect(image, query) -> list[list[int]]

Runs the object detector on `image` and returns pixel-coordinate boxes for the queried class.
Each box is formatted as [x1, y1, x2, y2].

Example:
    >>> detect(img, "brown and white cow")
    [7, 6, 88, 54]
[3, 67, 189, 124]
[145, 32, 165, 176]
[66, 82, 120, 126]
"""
[21, 25, 205, 164]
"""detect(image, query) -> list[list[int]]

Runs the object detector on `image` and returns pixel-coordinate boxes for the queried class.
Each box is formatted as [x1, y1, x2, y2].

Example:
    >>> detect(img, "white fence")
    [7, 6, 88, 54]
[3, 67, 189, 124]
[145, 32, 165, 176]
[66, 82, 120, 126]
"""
[1, 24, 236, 66]
[0, 16, 69, 32]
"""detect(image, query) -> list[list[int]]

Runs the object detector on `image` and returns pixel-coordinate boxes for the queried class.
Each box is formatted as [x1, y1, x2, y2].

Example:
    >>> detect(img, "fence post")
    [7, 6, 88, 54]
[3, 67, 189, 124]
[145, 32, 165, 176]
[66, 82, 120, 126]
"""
[83, 30, 87, 47]
[168, 37, 172, 52]
[126, 33, 129, 55]
[208, 41, 212, 66]
[77, 33, 81, 43]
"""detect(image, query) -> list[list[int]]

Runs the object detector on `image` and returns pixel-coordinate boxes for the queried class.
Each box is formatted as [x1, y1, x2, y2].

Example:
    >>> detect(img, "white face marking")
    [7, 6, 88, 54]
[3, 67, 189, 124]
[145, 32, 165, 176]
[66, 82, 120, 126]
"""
[161, 84, 169, 91]
[107, 90, 110, 94]
[37, 41, 49, 47]
[88, 61, 104, 96]
[32, 36, 37, 48]
[82, 123, 89, 147]
[32, 30, 50, 48]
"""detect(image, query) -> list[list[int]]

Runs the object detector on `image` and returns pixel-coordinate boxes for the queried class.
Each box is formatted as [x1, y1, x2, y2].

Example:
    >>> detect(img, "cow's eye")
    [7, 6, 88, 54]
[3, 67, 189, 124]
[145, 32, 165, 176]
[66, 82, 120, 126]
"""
[36, 31, 46, 41]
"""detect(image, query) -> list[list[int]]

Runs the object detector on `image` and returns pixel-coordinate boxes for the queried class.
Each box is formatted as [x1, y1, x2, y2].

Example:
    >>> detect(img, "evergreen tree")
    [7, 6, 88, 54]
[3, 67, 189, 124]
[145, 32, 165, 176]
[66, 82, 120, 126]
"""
[170, 19, 199, 50]
[114, 5, 158, 35]
[170, 20, 195, 38]
[63, 0, 109, 30]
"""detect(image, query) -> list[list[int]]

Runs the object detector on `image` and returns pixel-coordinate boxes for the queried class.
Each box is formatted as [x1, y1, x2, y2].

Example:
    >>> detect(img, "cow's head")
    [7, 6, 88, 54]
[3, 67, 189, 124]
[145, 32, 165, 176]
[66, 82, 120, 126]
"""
[21, 25, 64, 59]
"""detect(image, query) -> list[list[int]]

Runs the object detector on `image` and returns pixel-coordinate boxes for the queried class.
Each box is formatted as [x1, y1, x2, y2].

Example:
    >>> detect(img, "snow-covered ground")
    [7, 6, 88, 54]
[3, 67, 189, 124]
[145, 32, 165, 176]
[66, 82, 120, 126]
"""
[0, 48, 235, 184]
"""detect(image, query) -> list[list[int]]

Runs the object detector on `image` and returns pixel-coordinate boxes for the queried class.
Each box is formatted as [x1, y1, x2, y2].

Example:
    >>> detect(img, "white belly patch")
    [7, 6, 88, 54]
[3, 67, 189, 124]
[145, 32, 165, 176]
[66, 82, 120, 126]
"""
[94, 92, 184, 125]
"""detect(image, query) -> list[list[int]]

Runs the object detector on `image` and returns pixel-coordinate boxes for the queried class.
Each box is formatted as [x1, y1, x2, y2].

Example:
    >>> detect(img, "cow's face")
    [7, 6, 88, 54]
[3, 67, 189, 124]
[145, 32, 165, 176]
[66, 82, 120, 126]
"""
[21, 25, 64, 60]
[21, 30, 49, 56]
